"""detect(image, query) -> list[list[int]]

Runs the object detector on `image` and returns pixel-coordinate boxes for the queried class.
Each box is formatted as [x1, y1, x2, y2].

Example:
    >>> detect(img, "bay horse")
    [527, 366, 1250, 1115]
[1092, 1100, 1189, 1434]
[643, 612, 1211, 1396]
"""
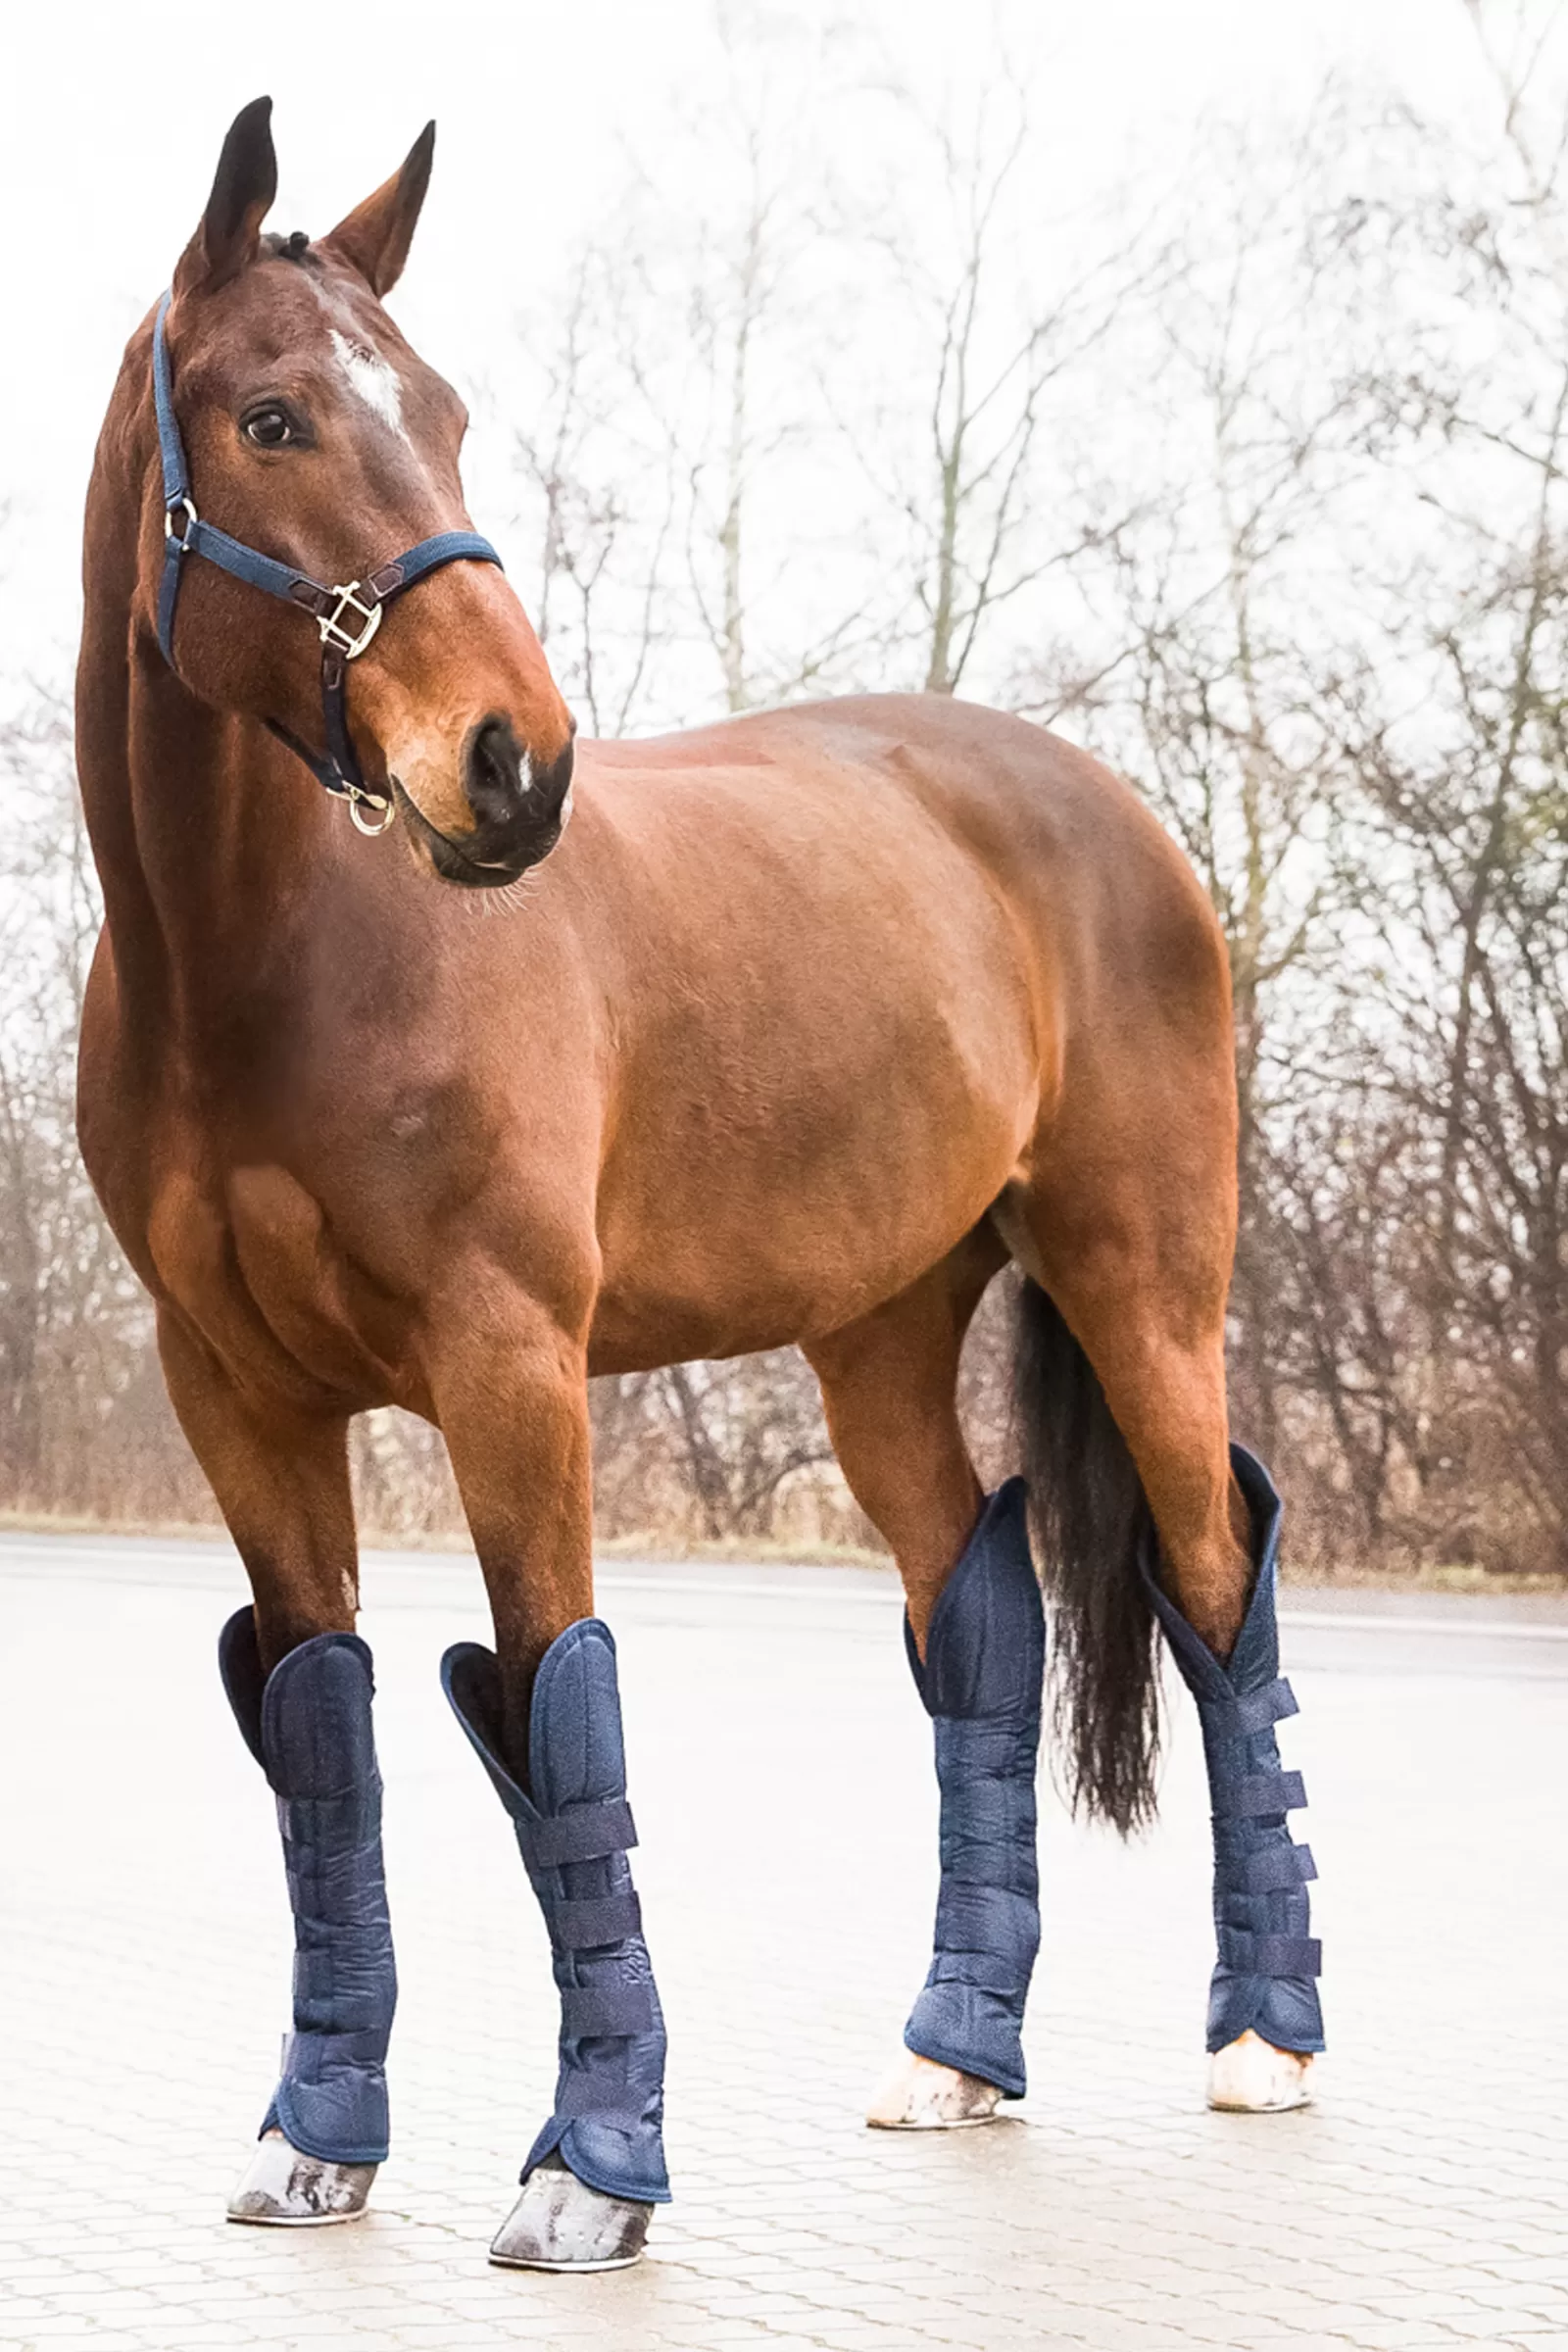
[74, 99, 1322, 2270]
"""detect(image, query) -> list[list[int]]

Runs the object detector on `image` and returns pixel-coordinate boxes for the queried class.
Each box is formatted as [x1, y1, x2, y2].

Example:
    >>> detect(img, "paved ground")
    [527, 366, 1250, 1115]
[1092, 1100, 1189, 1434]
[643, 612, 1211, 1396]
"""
[2, 1530, 1565, 2352]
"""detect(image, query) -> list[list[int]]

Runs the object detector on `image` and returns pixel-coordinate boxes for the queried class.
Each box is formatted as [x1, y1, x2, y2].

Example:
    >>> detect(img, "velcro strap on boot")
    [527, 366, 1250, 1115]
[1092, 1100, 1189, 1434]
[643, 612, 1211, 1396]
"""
[1242, 1841, 1316, 1892]
[281, 2024, 392, 2076]
[555, 1892, 643, 1949]
[1233, 1677, 1298, 1735]
[1221, 1768, 1305, 1819]
[560, 1982, 659, 2037]
[518, 1798, 638, 1868]
[1220, 1928, 1322, 1977]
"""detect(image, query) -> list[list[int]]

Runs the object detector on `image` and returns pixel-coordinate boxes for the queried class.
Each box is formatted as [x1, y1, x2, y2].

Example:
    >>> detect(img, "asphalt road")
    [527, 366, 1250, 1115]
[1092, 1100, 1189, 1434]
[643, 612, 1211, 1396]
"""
[2, 1527, 1564, 2351]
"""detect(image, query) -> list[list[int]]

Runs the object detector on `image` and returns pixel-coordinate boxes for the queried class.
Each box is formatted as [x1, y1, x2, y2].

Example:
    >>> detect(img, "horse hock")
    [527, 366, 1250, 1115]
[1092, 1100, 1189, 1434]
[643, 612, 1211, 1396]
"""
[218, 1612, 396, 2223]
[1140, 1446, 1323, 2109]
[442, 1619, 669, 2270]
[870, 1480, 1044, 2129]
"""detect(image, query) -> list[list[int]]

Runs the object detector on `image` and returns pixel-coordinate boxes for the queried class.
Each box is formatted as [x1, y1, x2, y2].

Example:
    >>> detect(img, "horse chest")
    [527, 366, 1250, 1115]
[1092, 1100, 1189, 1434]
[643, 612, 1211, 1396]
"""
[147, 1158, 415, 1410]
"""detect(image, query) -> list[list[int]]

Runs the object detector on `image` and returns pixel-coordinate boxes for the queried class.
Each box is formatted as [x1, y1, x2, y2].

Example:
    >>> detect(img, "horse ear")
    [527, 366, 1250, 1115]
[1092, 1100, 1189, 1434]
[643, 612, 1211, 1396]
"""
[172, 96, 277, 298]
[322, 122, 435, 298]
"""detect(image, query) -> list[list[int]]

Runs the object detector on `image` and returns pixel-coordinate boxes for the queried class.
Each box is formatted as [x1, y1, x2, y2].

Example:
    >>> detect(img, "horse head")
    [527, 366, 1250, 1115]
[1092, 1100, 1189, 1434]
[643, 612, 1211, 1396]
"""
[140, 96, 574, 887]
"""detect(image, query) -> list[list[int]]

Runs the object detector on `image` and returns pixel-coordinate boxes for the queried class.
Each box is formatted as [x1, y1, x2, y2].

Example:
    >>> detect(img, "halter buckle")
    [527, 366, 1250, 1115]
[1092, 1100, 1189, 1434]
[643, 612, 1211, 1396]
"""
[318, 582, 384, 660]
[164, 497, 197, 544]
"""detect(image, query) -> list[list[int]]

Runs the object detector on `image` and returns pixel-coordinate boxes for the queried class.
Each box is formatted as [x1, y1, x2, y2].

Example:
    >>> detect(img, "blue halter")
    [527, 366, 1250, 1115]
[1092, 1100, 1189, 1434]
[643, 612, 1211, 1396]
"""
[151, 291, 503, 832]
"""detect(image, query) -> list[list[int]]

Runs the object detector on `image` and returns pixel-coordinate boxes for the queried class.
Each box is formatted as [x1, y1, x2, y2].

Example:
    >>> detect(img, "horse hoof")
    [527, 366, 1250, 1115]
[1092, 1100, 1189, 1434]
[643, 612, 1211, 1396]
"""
[1207, 2031, 1315, 2113]
[226, 2128, 376, 2225]
[488, 2154, 652, 2272]
[865, 2049, 1004, 2130]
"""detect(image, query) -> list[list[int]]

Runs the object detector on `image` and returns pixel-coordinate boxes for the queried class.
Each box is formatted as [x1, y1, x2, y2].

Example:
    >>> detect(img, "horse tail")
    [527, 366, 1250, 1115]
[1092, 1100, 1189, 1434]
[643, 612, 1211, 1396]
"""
[1012, 1274, 1160, 1836]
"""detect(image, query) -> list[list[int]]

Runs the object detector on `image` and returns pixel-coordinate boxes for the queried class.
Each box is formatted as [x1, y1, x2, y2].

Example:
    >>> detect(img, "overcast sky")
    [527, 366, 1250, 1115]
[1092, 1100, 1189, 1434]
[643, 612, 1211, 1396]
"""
[0, 0, 1545, 698]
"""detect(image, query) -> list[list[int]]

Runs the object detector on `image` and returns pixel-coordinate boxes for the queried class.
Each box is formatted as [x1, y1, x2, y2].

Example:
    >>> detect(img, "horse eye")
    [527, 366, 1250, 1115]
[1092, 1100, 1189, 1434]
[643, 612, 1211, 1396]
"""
[244, 408, 294, 448]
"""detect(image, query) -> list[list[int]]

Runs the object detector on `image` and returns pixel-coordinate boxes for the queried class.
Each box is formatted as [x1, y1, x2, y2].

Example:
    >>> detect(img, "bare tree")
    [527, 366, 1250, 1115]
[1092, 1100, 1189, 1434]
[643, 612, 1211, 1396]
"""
[510, 244, 678, 739]
[1021, 115, 1375, 1458]
[6, 18, 1567, 1583]
[828, 75, 1152, 703]
[0, 696, 207, 1521]
[1342, 27, 1568, 1563]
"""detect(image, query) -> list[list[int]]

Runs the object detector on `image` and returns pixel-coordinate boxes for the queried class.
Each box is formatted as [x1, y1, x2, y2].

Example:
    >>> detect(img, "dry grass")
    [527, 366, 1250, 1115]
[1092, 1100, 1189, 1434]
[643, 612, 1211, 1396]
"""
[3, 1504, 1562, 1592]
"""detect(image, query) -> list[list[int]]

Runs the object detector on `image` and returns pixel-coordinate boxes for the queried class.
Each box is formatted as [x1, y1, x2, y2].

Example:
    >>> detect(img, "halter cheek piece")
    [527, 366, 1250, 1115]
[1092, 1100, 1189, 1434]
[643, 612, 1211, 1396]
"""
[151, 292, 503, 835]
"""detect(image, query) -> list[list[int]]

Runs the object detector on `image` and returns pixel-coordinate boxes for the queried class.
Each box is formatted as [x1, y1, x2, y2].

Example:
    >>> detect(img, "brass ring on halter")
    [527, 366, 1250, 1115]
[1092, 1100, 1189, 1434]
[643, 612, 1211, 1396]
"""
[347, 789, 396, 838]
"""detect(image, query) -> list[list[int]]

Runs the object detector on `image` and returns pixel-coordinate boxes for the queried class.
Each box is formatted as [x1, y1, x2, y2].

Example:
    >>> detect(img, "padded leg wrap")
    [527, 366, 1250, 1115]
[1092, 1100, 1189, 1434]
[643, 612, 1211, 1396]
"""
[902, 1479, 1044, 2101]
[1140, 1446, 1325, 2057]
[442, 1622, 670, 2206]
[219, 1612, 397, 2166]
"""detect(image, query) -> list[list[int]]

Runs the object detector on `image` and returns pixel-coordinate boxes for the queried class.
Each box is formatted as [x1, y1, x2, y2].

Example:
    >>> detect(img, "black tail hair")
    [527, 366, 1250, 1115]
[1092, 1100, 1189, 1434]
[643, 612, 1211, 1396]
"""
[1013, 1274, 1160, 1835]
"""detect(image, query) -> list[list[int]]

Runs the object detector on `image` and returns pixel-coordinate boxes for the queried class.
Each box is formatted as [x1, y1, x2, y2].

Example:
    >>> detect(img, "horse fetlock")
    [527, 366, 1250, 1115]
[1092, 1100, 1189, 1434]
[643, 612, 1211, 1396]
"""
[900, 1481, 1044, 2102]
[443, 1618, 670, 2229]
[219, 1611, 397, 2173]
[1140, 1448, 1326, 2077]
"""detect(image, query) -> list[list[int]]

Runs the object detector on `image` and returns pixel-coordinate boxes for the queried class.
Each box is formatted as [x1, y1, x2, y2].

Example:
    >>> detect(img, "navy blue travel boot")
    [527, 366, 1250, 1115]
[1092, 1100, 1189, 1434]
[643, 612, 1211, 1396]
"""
[443, 1618, 668, 2266]
[1140, 1446, 1323, 2089]
[219, 1609, 397, 2219]
[878, 1480, 1045, 2122]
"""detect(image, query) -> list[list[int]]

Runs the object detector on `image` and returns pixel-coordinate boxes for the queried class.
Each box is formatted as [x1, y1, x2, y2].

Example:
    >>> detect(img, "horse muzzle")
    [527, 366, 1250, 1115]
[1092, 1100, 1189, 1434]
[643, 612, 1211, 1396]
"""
[393, 717, 575, 889]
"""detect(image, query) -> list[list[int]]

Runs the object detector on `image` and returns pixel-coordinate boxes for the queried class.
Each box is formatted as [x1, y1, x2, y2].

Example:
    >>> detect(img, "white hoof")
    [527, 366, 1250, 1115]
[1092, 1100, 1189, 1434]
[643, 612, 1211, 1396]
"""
[226, 2128, 376, 2225]
[865, 2049, 1004, 2130]
[1207, 2030, 1315, 2113]
[489, 2153, 653, 2272]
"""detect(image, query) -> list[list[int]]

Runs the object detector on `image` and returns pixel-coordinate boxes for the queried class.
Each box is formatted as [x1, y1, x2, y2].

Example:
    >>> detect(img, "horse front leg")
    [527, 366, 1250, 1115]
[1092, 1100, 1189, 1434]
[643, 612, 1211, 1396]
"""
[430, 1289, 669, 2273]
[157, 1310, 395, 2227]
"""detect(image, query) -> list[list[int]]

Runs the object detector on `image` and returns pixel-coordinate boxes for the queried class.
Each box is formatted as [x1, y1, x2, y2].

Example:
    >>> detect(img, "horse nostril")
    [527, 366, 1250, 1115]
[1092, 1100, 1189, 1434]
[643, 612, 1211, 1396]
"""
[465, 717, 524, 828]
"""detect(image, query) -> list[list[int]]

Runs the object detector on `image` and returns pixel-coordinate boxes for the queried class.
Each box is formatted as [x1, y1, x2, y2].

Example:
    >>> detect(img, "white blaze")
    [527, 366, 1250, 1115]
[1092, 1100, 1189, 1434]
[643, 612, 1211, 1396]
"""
[328, 328, 406, 439]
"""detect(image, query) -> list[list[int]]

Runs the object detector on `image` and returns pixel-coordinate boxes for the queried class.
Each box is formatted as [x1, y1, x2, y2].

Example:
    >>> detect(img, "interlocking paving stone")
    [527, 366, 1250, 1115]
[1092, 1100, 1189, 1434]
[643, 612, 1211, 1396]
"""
[1, 1531, 1564, 2351]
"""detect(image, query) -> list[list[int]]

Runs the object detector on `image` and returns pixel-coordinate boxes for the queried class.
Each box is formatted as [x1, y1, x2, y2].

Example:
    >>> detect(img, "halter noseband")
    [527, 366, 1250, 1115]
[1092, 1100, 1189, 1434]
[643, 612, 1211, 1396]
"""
[151, 291, 503, 835]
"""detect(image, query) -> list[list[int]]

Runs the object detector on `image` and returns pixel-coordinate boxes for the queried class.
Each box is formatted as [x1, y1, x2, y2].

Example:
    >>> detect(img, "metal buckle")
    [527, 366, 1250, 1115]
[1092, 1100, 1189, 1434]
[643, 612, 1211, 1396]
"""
[164, 496, 197, 544]
[318, 582, 384, 660]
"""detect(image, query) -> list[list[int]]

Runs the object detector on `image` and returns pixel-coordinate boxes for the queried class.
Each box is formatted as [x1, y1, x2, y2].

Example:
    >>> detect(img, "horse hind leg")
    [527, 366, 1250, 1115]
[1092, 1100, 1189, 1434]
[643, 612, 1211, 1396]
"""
[805, 1232, 1040, 2132]
[1002, 1135, 1321, 2114]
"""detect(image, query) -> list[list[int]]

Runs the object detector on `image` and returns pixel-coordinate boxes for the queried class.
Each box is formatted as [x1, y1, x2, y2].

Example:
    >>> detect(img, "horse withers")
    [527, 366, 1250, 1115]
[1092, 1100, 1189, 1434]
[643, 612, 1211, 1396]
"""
[74, 98, 1322, 2270]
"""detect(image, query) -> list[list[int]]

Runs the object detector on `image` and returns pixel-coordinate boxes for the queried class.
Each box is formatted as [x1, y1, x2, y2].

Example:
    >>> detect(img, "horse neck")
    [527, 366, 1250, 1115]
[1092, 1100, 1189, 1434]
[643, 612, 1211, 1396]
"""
[77, 484, 339, 1052]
